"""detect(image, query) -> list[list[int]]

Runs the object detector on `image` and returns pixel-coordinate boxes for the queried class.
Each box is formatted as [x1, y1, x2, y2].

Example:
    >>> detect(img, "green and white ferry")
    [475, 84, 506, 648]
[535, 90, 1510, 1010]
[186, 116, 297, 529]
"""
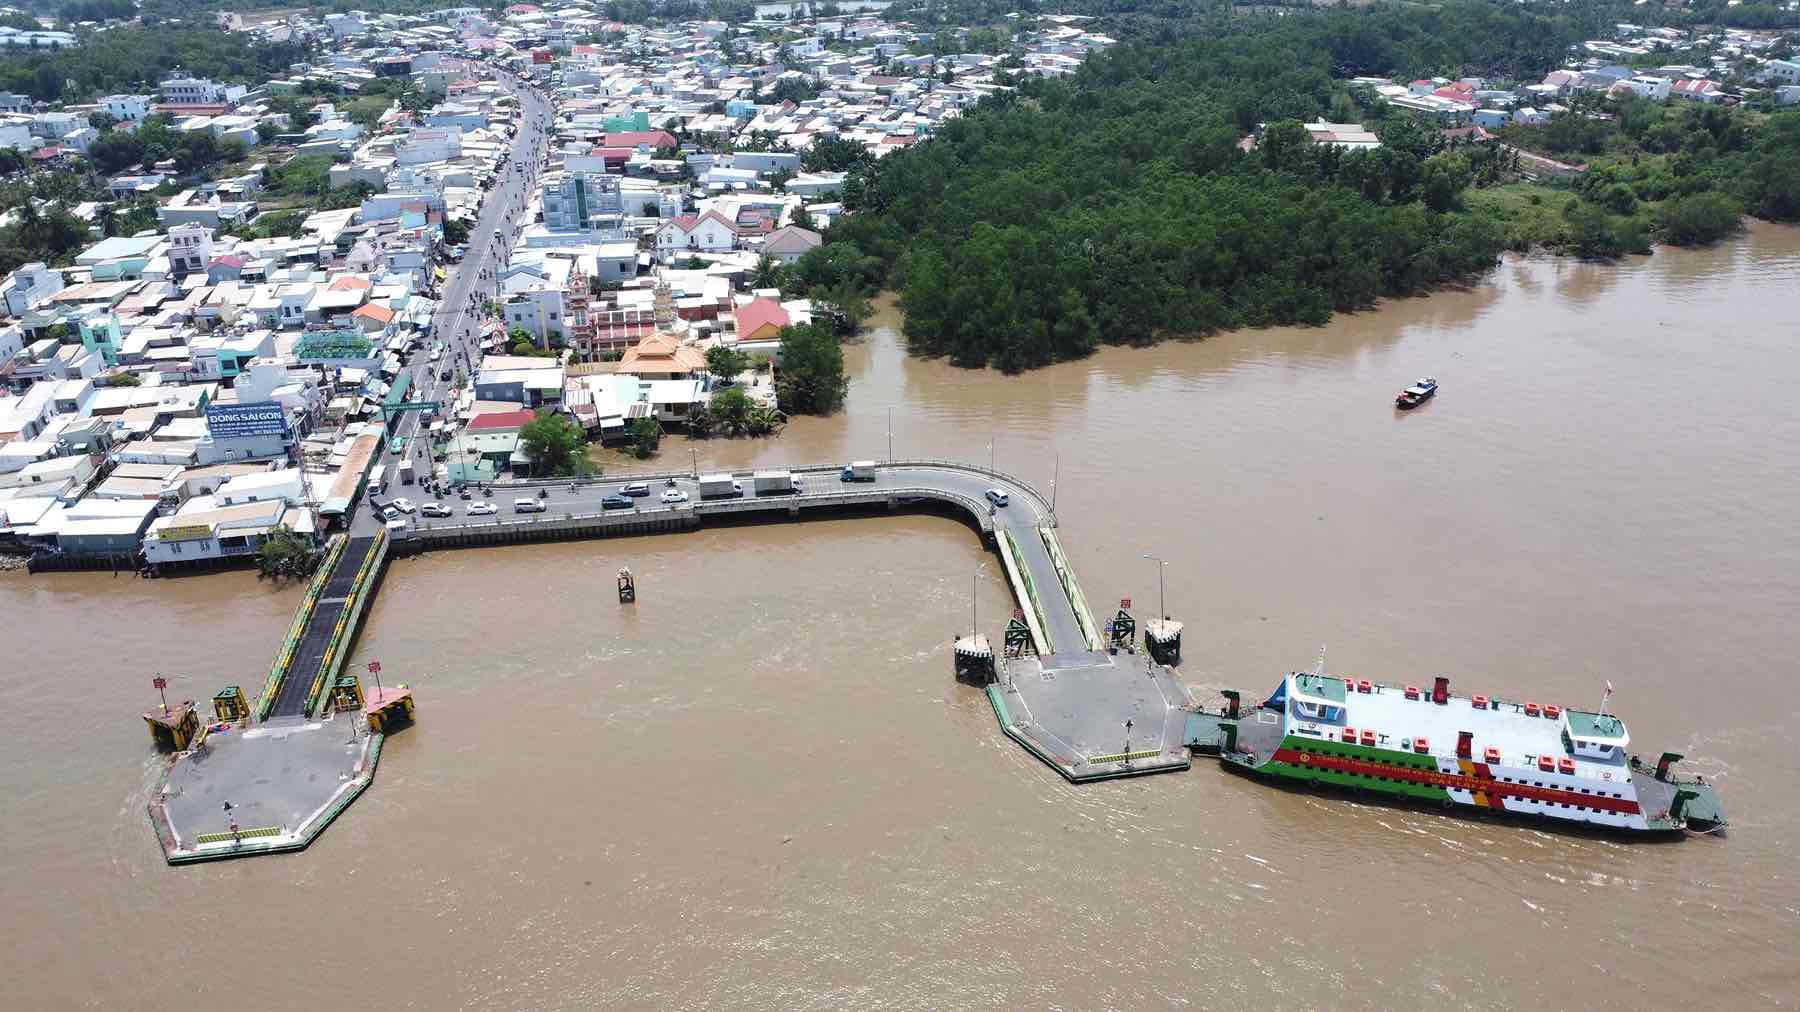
[1193, 671, 1726, 835]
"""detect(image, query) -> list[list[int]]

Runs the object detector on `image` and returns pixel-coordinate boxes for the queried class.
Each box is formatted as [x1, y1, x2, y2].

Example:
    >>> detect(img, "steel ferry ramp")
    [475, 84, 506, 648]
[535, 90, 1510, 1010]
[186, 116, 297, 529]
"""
[267, 534, 380, 718]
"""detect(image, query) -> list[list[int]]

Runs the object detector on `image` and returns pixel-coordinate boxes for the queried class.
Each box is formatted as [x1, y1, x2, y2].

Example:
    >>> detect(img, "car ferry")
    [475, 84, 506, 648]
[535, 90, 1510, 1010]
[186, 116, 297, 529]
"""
[1203, 671, 1725, 835]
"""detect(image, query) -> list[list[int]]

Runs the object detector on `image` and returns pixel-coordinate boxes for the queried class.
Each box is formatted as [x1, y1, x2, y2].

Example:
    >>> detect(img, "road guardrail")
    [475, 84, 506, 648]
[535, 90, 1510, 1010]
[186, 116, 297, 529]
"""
[408, 484, 999, 538]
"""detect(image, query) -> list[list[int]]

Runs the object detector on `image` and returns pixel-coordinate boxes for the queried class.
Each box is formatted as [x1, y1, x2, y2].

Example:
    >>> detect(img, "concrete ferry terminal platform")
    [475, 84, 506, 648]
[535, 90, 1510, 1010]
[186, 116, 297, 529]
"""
[150, 713, 382, 863]
[989, 650, 1195, 781]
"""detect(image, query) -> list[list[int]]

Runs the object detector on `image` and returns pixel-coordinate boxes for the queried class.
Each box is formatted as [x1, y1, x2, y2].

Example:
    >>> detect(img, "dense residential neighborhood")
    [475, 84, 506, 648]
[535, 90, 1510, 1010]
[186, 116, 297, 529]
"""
[2, 1, 1799, 569]
[0, 1, 1100, 571]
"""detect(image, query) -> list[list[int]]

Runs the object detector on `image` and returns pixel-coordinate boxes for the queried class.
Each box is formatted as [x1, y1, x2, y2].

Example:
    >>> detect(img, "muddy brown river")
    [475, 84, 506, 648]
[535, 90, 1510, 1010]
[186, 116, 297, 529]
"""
[3, 227, 1798, 1010]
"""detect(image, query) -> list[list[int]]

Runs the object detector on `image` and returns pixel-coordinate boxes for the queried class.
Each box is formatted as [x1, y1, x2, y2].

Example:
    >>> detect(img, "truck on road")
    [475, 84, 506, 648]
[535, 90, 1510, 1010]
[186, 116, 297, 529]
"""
[398, 459, 416, 485]
[840, 460, 877, 482]
[752, 470, 795, 495]
[698, 473, 743, 499]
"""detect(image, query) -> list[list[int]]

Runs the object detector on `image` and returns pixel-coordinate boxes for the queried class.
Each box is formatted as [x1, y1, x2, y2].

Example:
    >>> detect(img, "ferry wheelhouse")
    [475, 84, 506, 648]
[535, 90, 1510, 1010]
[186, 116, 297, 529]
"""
[1216, 672, 1725, 834]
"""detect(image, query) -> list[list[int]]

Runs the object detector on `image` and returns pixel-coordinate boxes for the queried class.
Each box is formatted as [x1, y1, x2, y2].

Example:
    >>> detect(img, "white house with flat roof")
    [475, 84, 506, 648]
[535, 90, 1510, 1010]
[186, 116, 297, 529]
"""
[141, 495, 315, 567]
[24, 496, 158, 557]
[102, 94, 152, 123]
[3, 262, 64, 316]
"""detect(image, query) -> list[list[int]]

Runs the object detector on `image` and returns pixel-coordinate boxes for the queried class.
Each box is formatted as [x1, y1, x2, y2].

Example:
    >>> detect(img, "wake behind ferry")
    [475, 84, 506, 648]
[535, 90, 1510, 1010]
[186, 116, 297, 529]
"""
[1190, 671, 1726, 835]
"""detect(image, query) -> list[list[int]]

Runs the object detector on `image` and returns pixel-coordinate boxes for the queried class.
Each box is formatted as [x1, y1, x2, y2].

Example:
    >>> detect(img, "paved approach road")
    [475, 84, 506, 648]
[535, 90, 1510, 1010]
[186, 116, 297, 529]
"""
[407, 462, 1094, 656]
[350, 71, 552, 538]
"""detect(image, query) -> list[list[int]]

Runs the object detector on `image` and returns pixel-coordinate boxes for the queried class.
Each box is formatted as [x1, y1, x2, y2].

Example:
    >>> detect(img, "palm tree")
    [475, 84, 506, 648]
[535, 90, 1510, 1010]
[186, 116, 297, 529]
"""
[685, 403, 715, 438]
[749, 254, 783, 290]
[746, 404, 786, 437]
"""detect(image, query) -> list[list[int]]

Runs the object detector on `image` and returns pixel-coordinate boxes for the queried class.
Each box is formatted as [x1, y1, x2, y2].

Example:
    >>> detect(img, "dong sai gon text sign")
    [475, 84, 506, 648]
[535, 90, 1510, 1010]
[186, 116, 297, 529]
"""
[206, 401, 289, 439]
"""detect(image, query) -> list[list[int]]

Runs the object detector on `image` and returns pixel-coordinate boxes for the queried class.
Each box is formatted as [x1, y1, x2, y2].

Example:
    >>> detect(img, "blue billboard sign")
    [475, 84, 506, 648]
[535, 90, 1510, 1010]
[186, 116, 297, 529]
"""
[206, 401, 289, 439]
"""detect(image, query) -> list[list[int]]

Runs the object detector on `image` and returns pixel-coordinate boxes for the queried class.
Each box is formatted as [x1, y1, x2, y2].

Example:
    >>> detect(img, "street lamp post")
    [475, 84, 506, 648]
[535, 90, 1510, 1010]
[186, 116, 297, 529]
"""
[1051, 452, 1059, 514]
[1140, 553, 1167, 620]
[972, 562, 986, 636]
[887, 406, 893, 464]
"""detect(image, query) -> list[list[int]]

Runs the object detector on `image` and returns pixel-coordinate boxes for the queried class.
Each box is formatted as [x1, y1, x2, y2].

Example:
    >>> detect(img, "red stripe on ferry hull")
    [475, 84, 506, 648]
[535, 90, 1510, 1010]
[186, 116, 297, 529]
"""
[1271, 748, 1642, 815]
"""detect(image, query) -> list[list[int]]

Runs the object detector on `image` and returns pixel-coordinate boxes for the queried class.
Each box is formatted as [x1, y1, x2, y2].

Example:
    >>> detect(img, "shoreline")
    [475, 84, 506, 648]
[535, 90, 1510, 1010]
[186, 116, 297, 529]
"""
[879, 219, 1797, 373]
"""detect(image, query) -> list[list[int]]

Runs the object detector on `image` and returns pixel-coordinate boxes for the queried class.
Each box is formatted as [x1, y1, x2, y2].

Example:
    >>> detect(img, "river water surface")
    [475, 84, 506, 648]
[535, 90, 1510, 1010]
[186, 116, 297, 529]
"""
[4, 228, 1798, 1010]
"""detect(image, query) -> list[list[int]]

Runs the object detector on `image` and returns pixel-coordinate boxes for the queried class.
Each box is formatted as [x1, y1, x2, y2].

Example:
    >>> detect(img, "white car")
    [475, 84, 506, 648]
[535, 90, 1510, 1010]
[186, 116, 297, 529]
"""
[420, 502, 453, 518]
[385, 519, 408, 534]
[466, 501, 497, 516]
[391, 497, 418, 514]
[660, 489, 689, 504]
[984, 488, 1010, 507]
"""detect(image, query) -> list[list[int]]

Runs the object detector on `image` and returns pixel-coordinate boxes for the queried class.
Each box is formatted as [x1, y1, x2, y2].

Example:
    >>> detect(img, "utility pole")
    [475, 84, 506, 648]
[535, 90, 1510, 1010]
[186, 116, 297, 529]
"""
[887, 406, 893, 463]
[1140, 553, 1167, 620]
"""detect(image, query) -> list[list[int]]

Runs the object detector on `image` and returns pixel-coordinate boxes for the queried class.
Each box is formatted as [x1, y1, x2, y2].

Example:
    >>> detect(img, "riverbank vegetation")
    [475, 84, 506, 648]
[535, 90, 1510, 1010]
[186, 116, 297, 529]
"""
[1488, 99, 1800, 253]
[821, 5, 1800, 371]
[775, 322, 849, 415]
[697, 386, 785, 437]
[520, 411, 595, 477]
[256, 528, 319, 581]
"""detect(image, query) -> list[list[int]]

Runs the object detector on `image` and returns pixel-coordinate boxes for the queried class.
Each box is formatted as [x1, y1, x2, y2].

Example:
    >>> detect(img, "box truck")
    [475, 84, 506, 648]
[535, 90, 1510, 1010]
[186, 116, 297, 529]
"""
[752, 470, 795, 495]
[698, 473, 743, 499]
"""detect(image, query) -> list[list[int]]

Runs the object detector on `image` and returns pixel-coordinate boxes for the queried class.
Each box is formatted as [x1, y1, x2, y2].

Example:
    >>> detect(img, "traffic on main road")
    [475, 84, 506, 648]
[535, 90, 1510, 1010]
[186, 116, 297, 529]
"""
[352, 70, 553, 537]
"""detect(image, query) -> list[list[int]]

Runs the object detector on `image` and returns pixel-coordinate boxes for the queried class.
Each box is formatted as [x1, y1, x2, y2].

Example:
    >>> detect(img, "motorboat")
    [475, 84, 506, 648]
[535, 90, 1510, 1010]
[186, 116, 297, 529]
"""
[1396, 377, 1438, 410]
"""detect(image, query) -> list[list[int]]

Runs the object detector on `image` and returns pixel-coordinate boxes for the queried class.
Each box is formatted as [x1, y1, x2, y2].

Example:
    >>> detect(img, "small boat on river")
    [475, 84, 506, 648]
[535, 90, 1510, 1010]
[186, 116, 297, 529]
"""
[1395, 377, 1437, 409]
